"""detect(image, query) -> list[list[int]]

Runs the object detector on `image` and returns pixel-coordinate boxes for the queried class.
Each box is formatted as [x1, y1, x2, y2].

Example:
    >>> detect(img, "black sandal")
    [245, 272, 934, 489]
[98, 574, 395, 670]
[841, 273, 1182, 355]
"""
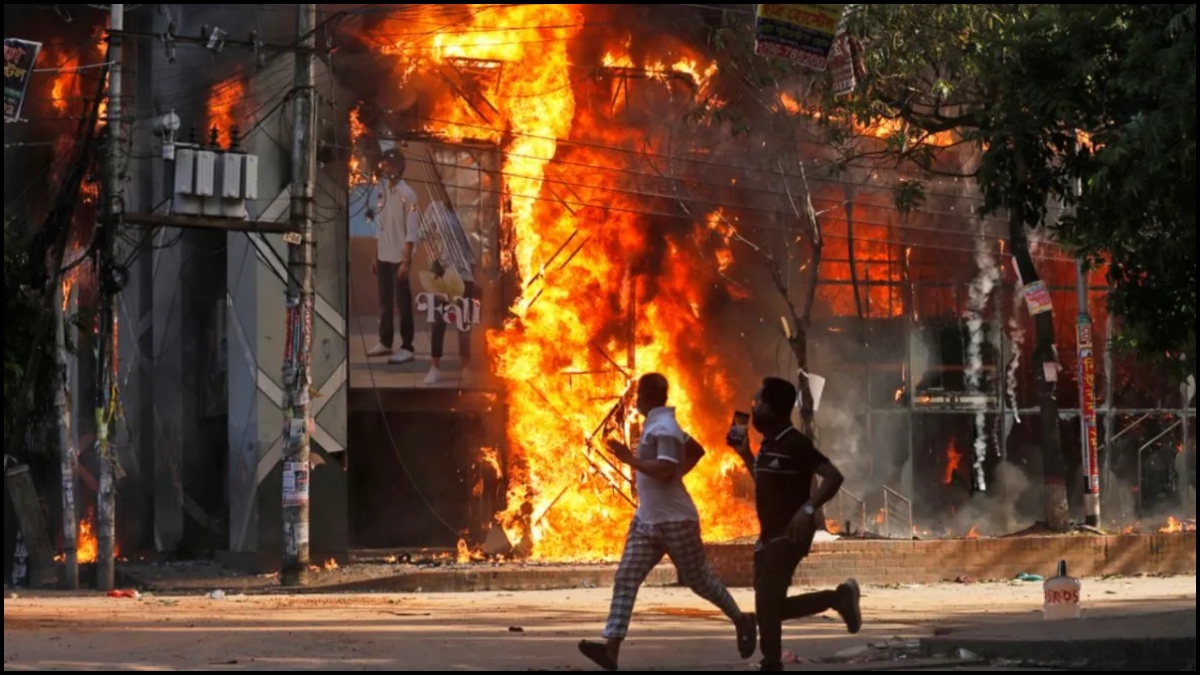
[578, 640, 618, 671]
[736, 612, 758, 659]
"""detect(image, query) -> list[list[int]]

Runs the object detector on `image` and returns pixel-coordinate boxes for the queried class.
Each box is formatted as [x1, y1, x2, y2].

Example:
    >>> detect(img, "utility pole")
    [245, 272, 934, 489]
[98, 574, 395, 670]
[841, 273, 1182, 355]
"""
[96, 2, 125, 592]
[56, 290, 79, 590]
[1073, 138, 1100, 528]
[280, 3, 317, 587]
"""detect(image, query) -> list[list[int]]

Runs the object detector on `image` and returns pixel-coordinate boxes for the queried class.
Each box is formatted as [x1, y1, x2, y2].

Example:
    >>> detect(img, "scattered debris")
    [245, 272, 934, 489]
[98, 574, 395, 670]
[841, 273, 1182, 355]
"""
[106, 589, 139, 599]
[508, 626, 525, 632]
[955, 575, 975, 584]
[1015, 573, 1044, 582]
[209, 590, 226, 600]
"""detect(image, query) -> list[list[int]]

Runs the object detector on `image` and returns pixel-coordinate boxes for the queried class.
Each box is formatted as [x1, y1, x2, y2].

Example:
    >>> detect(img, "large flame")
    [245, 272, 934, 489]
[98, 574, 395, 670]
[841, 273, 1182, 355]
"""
[380, 6, 757, 560]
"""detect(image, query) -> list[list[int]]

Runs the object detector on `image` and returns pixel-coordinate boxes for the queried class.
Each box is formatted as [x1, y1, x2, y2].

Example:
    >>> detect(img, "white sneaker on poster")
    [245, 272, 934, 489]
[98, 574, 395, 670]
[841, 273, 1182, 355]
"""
[389, 349, 415, 364]
[366, 343, 392, 357]
[422, 367, 441, 386]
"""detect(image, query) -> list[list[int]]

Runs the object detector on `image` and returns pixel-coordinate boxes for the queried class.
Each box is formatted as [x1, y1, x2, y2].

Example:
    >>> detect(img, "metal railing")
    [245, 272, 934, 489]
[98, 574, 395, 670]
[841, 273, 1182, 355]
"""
[827, 488, 867, 535]
[882, 485, 914, 539]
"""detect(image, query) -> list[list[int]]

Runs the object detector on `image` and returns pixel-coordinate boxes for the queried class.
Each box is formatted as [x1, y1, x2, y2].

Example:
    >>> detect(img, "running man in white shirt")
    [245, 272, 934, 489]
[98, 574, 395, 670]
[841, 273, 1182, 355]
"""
[578, 373, 757, 671]
[366, 153, 421, 365]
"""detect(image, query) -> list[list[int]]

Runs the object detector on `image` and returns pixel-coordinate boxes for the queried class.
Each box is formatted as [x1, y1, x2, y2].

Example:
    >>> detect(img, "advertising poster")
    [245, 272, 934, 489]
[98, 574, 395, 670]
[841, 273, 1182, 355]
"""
[347, 140, 503, 391]
[753, 4, 846, 71]
[4, 38, 42, 122]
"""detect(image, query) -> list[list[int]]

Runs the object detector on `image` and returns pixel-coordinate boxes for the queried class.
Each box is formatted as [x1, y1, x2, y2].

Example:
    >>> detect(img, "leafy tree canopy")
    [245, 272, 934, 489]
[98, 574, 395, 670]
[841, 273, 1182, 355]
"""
[710, 4, 1196, 375]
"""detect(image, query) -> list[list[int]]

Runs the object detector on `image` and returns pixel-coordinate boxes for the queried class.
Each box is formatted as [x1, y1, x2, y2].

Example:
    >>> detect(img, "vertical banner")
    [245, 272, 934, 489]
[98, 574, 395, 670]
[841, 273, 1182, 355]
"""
[827, 31, 857, 97]
[4, 38, 43, 122]
[753, 4, 846, 71]
[1076, 317, 1100, 495]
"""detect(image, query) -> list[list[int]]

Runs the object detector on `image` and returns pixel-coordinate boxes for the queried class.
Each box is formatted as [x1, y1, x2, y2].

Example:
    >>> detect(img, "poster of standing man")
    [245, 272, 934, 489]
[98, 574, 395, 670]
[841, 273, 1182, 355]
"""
[348, 137, 503, 392]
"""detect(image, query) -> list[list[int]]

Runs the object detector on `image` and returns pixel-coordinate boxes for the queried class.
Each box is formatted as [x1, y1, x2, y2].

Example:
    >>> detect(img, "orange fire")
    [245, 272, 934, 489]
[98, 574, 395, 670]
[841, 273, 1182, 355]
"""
[706, 210, 736, 273]
[944, 438, 962, 485]
[777, 92, 956, 147]
[324, 557, 339, 571]
[52, 508, 115, 565]
[1159, 516, 1194, 533]
[206, 77, 247, 148]
[349, 105, 370, 185]
[819, 224, 904, 318]
[825, 519, 842, 534]
[965, 525, 979, 539]
[378, 6, 759, 560]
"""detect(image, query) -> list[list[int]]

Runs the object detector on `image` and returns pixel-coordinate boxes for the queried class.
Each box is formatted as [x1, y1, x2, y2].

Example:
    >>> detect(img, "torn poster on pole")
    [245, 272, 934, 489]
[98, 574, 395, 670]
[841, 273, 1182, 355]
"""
[753, 4, 846, 71]
[4, 38, 43, 122]
[282, 460, 310, 508]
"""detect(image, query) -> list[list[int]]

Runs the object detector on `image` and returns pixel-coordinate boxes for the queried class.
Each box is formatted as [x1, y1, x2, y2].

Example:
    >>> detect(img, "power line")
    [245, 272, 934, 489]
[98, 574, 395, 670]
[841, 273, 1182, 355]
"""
[349, 162, 1077, 262]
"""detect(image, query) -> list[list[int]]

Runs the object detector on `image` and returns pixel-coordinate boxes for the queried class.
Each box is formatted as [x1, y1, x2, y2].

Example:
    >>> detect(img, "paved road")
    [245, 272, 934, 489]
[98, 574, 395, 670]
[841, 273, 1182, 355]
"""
[3, 576, 1195, 671]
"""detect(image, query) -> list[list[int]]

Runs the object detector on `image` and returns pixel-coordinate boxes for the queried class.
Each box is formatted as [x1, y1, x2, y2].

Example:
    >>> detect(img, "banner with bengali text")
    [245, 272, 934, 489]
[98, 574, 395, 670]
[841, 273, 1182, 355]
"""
[753, 4, 846, 71]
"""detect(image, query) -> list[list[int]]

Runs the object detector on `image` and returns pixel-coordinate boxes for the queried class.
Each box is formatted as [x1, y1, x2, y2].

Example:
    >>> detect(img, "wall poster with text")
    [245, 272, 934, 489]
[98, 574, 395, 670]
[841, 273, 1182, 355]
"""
[347, 140, 503, 392]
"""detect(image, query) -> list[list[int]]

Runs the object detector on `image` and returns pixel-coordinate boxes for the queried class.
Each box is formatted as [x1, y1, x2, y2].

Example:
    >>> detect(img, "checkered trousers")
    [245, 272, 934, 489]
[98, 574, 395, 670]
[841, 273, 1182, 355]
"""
[601, 518, 742, 639]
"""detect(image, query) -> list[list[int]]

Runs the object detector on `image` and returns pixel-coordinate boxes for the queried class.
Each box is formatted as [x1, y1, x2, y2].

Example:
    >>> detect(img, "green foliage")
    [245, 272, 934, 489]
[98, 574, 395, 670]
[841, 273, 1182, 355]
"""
[704, 4, 1197, 372]
[3, 216, 60, 459]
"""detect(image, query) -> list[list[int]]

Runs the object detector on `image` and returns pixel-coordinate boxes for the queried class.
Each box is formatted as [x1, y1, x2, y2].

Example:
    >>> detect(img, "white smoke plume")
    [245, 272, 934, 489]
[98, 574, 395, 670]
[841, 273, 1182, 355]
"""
[966, 232, 999, 491]
[1007, 287, 1025, 423]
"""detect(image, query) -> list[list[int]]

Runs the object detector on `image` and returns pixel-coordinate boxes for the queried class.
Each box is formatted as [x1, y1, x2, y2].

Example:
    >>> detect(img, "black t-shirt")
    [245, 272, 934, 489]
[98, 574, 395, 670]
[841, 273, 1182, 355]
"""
[753, 426, 830, 541]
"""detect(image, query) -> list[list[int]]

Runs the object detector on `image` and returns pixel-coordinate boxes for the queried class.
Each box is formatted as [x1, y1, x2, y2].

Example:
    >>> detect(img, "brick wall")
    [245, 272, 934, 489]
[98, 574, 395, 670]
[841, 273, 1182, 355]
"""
[704, 533, 1197, 588]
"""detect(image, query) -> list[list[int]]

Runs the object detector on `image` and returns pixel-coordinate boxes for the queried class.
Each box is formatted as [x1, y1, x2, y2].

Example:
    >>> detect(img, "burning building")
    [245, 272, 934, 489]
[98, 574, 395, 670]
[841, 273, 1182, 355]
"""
[4, 4, 1194, 581]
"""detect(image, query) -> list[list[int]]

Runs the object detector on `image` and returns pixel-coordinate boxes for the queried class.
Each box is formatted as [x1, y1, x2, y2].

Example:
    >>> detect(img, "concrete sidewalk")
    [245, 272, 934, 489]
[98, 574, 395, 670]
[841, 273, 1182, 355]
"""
[921, 608, 1197, 670]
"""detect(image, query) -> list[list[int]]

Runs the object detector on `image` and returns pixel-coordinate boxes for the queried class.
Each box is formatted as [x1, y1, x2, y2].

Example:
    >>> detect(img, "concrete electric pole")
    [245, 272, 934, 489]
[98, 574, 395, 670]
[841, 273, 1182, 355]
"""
[280, 3, 318, 587]
[56, 291, 79, 590]
[1073, 137, 1100, 528]
[96, 2, 125, 592]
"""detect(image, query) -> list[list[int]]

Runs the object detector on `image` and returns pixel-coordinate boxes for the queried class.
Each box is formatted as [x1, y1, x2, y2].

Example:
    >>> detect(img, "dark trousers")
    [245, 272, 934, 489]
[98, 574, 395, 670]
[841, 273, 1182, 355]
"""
[430, 280, 476, 360]
[755, 536, 839, 667]
[376, 261, 414, 352]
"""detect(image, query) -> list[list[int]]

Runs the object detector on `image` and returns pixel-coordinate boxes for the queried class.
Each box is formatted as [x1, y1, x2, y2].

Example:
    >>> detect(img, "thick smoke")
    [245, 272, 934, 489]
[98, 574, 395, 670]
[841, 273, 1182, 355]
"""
[948, 461, 1035, 535]
[965, 231, 999, 490]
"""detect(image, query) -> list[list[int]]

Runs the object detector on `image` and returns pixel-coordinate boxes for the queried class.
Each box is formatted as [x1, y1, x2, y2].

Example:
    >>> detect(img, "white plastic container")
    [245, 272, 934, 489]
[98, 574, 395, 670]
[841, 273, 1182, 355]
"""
[1042, 560, 1082, 620]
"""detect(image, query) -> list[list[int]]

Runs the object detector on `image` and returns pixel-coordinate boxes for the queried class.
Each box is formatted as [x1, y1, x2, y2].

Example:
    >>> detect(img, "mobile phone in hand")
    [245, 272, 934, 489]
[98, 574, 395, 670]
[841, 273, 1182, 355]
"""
[726, 410, 750, 447]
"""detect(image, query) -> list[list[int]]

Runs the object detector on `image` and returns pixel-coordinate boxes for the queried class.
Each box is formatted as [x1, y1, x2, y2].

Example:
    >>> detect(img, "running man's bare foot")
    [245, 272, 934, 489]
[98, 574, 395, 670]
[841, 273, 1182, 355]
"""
[578, 639, 619, 671]
[836, 578, 862, 634]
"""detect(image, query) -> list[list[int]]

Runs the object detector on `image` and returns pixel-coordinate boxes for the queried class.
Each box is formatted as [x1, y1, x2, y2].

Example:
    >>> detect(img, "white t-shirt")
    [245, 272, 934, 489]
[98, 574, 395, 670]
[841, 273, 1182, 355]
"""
[633, 406, 700, 525]
[375, 179, 419, 264]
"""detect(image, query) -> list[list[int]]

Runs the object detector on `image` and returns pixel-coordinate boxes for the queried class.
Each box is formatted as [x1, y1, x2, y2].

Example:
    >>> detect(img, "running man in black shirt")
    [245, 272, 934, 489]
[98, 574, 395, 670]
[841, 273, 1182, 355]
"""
[727, 377, 862, 671]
